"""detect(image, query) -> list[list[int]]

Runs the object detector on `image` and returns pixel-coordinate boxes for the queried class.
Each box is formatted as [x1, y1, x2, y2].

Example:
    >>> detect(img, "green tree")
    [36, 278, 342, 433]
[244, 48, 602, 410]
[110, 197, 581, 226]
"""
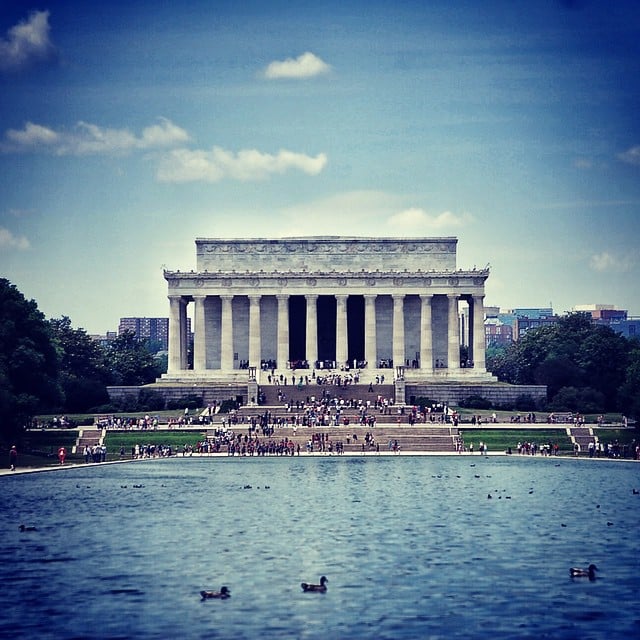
[104, 330, 163, 386]
[0, 279, 62, 443]
[49, 316, 110, 412]
[617, 338, 640, 421]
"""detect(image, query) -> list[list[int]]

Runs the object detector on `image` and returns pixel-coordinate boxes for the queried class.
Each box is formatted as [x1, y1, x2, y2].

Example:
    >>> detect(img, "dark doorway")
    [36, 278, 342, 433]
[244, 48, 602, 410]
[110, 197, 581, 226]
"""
[347, 295, 365, 364]
[317, 296, 336, 364]
[288, 295, 306, 362]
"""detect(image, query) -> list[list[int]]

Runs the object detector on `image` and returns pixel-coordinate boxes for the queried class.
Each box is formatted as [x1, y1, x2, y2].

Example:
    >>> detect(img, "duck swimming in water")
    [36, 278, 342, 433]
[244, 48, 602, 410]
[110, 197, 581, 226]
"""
[301, 576, 328, 592]
[570, 564, 598, 580]
[200, 586, 231, 599]
[19, 524, 37, 532]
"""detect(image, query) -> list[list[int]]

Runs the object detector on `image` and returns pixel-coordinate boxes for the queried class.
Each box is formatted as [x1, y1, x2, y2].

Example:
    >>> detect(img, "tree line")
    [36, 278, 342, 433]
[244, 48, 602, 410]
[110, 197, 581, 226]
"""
[0, 279, 164, 443]
[487, 313, 640, 418]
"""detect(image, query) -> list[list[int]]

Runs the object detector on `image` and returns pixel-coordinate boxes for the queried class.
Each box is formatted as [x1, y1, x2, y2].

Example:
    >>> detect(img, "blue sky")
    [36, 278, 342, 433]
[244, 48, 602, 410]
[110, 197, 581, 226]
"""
[1, 0, 639, 334]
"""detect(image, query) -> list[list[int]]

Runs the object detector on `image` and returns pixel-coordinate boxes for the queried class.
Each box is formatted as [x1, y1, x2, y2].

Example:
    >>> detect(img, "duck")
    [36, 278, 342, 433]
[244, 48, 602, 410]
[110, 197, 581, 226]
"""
[570, 564, 598, 580]
[200, 586, 231, 599]
[301, 576, 328, 593]
[19, 524, 37, 532]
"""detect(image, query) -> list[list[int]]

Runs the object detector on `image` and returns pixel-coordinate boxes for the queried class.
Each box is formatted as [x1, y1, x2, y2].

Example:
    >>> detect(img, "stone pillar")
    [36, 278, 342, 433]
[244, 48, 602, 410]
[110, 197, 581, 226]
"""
[305, 294, 318, 368]
[193, 295, 207, 371]
[277, 294, 289, 369]
[473, 294, 486, 370]
[168, 295, 182, 373]
[392, 294, 405, 368]
[335, 294, 348, 367]
[220, 295, 234, 370]
[419, 294, 433, 371]
[248, 295, 261, 368]
[447, 294, 460, 370]
[179, 298, 189, 370]
[364, 294, 377, 368]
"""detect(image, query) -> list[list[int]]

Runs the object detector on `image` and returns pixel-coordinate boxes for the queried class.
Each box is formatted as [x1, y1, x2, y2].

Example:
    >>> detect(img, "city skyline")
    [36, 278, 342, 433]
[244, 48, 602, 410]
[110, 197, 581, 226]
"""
[1, 1, 639, 334]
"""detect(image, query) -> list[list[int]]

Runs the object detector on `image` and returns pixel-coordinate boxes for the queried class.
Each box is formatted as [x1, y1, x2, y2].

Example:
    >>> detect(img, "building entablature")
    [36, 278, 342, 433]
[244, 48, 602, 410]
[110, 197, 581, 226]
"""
[164, 269, 489, 298]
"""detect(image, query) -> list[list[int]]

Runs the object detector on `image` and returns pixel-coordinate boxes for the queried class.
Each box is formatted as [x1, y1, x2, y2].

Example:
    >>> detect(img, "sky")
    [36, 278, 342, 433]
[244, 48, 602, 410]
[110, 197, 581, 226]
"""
[1, 0, 639, 335]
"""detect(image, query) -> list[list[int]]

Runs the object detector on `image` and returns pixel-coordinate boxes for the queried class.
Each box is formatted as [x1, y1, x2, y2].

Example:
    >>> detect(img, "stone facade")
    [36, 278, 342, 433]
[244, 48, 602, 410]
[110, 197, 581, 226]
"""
[160, 236, 495, 386]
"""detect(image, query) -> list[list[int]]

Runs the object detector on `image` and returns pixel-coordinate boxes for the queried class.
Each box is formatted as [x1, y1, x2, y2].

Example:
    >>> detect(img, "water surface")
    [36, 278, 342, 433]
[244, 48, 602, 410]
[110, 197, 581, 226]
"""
[1, 456, 638, 639]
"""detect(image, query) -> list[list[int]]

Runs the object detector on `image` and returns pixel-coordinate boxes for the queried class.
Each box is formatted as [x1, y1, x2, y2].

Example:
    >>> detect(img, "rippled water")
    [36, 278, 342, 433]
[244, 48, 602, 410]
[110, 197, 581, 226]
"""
[1, 456, 638, 639]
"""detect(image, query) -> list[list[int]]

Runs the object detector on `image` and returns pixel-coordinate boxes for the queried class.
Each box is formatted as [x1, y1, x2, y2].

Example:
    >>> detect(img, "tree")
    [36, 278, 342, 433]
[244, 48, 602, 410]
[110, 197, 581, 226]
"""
[0, 279, 62, 443]
[617, 338, 640, 421]
[49, 316, 110, 412]
[104, 330, 163, 386]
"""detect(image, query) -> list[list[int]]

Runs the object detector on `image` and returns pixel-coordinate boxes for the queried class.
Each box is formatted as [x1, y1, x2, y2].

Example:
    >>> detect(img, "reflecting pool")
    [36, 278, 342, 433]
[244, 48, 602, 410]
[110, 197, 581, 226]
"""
[1, 456, 638, 639]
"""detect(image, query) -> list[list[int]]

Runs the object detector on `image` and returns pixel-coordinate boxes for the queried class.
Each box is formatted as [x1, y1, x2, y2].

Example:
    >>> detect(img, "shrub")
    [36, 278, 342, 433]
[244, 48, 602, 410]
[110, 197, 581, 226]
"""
[459, 395, 492, 410]
[514, 394, 538, 412]
[166, 394, 203, 411]
[138, 389, 166, 411]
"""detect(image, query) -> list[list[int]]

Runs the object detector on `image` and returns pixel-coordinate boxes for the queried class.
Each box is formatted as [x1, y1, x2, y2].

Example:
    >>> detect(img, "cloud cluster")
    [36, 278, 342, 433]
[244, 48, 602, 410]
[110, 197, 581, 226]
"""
[618, 145, 640, 166]
[3, 118, 190, 155]
[0, 226, 30, 250]
[0, 10, 55, 72]
[387, 208, 471, 229]
[590, 251, 634, 273]
[157, 147, 327, 182]
[264, 52, 331, 79]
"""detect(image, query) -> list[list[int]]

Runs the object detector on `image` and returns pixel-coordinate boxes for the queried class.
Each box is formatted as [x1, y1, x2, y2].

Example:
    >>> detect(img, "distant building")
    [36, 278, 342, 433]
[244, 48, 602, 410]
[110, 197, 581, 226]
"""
[573, 304, 639, 339]
[89, 331, 117, 348]
[573, 304, 627, 322]
[118, 317, 172, 352]
[484, 316, 513, 347]
[484, 307, 558, 343]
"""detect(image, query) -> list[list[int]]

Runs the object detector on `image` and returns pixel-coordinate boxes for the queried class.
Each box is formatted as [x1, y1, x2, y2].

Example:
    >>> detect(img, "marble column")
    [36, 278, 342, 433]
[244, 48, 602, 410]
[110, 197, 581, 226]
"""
[447, 294, 460, 370]
[249, 295, 261, 368]
[220, 295, 234, 370]
[179, 298, 189, 370]
[419, 294, 433, 371]
[305, 294, 318, 367]
[193, 295, 207, 371]
[335, 294, 348, 367]
[276, 294, 289, 369]
[392, 294, 405, 367]
[364, 294, 377, 368]
[168, 295, 182, 373]
[472, 294, 486, 370]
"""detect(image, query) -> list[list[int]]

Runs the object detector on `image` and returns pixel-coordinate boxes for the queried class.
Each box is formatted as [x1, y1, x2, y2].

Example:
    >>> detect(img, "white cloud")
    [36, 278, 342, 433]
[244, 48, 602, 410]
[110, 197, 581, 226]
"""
[590, 251, 635, 273]
[387, 208, 471, 230]
[0, 226, 30, 250]
[617, 145, 640, 166]
[2, 118, 190, 155]
[264, 52, 331, 79]
[0, 10, 55, 72]
[156, 147, 327, 182]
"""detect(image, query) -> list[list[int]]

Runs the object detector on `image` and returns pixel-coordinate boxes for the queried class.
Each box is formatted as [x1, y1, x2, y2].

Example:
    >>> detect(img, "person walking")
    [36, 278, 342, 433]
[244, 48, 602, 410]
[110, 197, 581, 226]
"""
[9, 445, 17, 471]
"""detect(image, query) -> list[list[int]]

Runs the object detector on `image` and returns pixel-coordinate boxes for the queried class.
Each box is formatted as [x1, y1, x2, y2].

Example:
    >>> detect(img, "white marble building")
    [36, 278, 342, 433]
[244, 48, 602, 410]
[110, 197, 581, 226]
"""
[161, 237, 494, 383]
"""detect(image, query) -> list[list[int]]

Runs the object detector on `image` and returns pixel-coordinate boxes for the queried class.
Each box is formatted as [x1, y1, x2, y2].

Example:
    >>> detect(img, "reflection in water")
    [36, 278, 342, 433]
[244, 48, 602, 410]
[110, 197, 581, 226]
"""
[1, 456, 639, 639]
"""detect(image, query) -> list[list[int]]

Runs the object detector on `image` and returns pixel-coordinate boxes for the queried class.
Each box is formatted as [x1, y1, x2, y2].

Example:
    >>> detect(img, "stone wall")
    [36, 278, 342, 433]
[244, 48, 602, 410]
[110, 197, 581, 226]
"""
[406, 383, 547, 407]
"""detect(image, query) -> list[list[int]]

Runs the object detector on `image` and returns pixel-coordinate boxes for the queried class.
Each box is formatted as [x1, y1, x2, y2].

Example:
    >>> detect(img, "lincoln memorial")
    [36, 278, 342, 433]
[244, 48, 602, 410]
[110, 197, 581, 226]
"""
[160, 237, 496, 390]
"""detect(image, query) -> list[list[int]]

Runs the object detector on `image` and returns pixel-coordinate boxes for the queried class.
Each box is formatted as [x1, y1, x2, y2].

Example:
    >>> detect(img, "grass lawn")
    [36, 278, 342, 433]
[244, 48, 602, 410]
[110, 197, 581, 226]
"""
[104, 430, 208, 456]
[457, 429, 573, 453]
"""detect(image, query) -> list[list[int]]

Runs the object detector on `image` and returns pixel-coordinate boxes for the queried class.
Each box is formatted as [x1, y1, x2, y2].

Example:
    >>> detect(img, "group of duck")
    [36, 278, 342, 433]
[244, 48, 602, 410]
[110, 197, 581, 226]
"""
[200, 576, 328, 600]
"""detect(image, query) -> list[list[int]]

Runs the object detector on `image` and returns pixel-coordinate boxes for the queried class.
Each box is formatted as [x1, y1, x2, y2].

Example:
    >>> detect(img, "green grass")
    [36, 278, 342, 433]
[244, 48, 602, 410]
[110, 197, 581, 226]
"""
[104, 430, 208, 455]
[457, 429, 573, 453]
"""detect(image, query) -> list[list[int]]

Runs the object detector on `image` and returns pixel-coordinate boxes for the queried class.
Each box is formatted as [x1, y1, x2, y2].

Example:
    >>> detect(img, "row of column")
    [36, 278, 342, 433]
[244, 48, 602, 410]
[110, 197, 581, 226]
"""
[168, 292, 486, 373]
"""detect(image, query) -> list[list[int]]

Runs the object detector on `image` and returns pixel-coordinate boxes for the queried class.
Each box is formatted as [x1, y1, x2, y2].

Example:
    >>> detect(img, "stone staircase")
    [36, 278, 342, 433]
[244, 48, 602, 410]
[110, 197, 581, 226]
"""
[567, 426, 597, 454]
[257, 382, 397, 407]
[213, 420, 459, 453]
[73, 427, 104, 454]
